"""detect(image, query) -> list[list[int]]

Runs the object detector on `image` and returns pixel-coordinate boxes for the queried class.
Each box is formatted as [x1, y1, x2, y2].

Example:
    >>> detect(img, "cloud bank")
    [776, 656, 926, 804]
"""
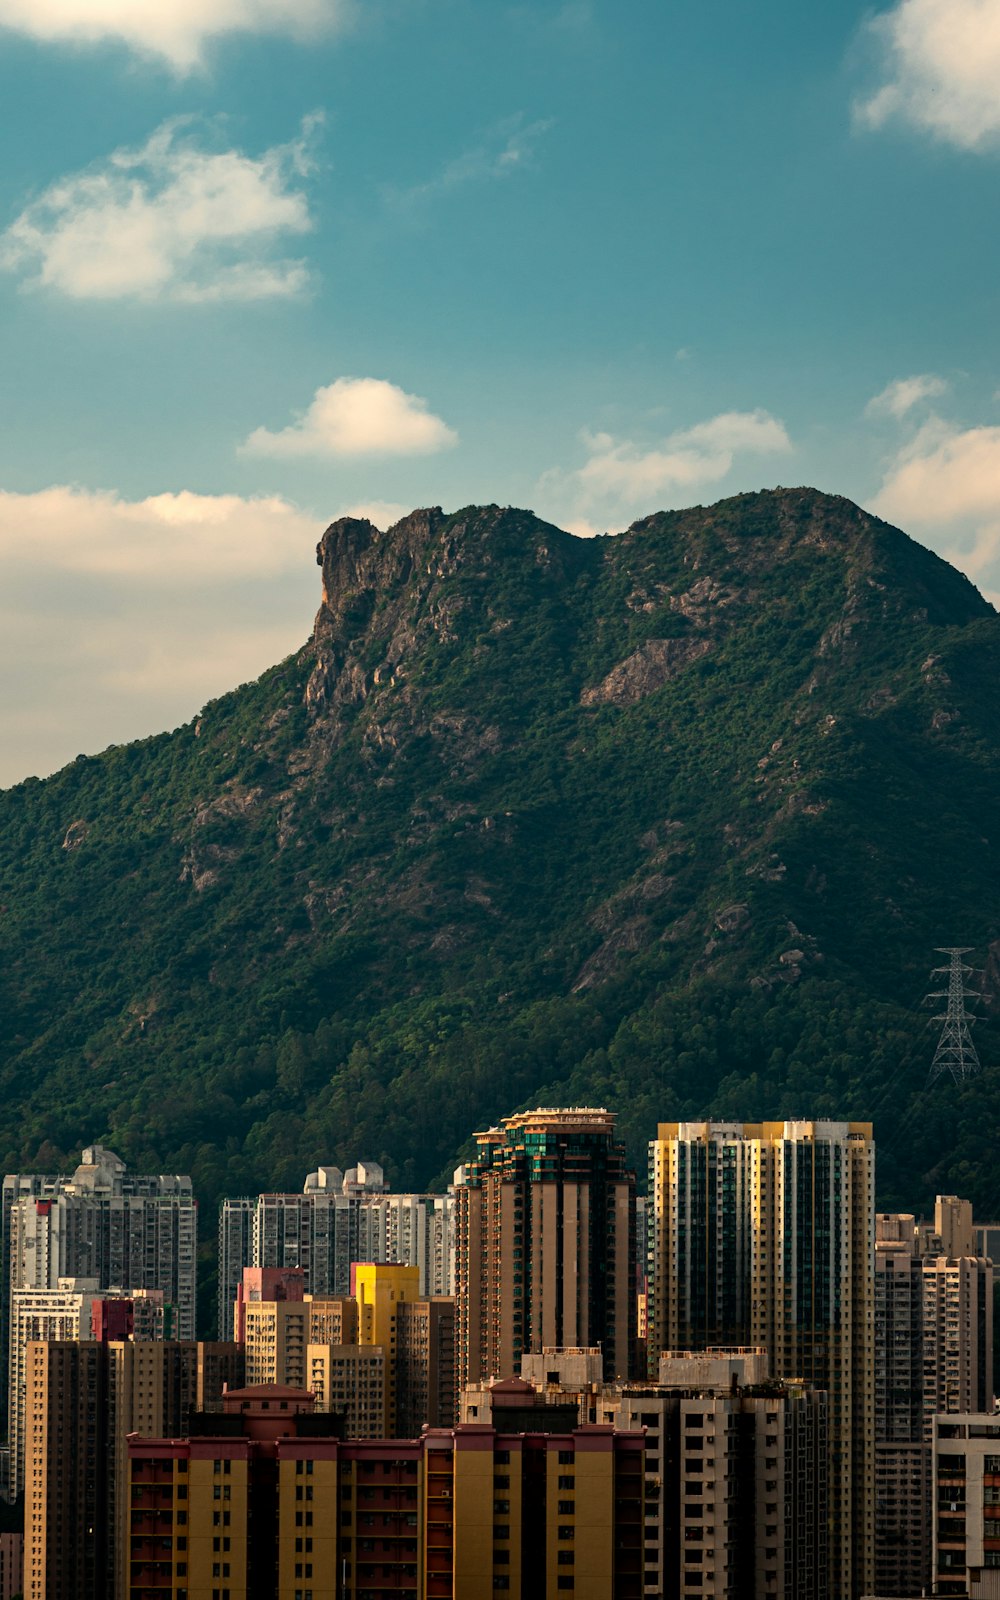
[0, 0, 352, 70]
[857, 0, 1000, 149]
[242, 378, 458, 458]
[873, 418, 1000, 604]
[542, 409, 792, 533]
[0, 116, 319, 302]
[0, 485, 323, 787]
[575, 410, 792, 504]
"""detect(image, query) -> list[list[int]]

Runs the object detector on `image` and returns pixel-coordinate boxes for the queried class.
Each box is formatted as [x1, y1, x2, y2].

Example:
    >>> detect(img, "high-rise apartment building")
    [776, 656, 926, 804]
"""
[484, 1347, 829, 1600]
[306, 1344, 386, 1437]
[23, 1334, 242, 1600]
[874, 1213, 930, 1599]
[237, 1268, 310, 1386]
[218, 1169, 456, 1334]
[357, 1193, 458, 1296]
[393, 1297, 456, 1435]
[455, 1107, 636, 1390]
[876, 1198, 993, 1437]
[217, 1195, 254, 1339]
[3, 1144, 196, 1396]
[922, 1252, 993, 1421]
[9, 1276, 100, 1500]
[236, 1264, 454, 1435]
[873, 1197, 994, 1596]
[648, 1120, 874, 1600]
[933, 1412, 1000, 1598]
[0, 1534, 22, 1600]
[126, 1384, 646, 1600]
[23, 1339, 105, 1600]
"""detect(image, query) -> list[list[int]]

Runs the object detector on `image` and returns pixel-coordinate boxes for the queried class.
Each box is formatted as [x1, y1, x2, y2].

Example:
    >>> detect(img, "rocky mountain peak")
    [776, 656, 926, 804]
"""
[1, 487, 997, 1220]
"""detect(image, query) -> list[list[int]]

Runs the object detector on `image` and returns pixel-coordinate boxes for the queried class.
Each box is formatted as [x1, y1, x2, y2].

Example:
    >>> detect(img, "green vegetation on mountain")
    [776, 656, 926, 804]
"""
[1, 488, 998, 1234]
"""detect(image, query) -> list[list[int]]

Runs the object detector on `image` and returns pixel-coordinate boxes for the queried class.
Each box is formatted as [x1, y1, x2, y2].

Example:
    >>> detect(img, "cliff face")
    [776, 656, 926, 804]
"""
[0, 488, 997, 1217]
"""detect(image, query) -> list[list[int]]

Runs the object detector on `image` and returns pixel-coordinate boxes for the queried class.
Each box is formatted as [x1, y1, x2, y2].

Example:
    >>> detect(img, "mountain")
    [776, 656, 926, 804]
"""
[1, 487, 999, 1233]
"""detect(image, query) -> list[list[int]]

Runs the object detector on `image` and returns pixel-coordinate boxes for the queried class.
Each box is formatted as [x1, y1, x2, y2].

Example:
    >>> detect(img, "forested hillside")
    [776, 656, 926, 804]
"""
[1, 488, 998, 1223]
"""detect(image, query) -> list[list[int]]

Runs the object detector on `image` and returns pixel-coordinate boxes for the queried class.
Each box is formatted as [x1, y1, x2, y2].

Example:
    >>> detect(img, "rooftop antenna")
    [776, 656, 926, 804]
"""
[925, 947, 982, 1087]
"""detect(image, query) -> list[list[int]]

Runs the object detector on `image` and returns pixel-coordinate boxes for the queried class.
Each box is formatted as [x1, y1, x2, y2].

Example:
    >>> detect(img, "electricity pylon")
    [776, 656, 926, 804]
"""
[925, 947, 982, 1087]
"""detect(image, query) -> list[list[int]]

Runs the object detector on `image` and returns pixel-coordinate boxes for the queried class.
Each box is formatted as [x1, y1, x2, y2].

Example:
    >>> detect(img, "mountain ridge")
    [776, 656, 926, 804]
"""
[1, 486, 998, 1244]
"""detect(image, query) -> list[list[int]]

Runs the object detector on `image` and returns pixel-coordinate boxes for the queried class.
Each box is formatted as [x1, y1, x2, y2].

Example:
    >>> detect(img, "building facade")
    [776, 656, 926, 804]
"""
[933, 1412, 1000, 1598]
[3, 1144, 196, 1438]
[218, 1173, 457, 1336]
[8, 1277, 100, 1500]
[874, 1197, 994, 1597]
[127, 1384, 645, 1600]
[476, 1347, 829, 1600]
[236, 1264, 455, 1436]
[455, 1107, 636, 1391]
[648, 1120, 874, 1600]
[23, 1335, 241, 1600]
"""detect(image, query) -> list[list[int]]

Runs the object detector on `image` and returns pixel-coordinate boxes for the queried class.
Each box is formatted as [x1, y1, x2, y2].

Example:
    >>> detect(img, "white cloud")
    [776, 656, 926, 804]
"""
[866, 373, 949, 419]
[857, 0, 1000, 149]
[0, 485, 323, 786]
[872, 417, 1000, 603]
[241, 377, 458, 459]
[0, 115, 319, 302]
[0, 0, 351, 70]
[573, 409, 792, 504]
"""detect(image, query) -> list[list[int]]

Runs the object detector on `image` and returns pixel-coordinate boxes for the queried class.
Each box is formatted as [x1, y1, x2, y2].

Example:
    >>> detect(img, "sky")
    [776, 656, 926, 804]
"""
[1, 0, 1000, 786]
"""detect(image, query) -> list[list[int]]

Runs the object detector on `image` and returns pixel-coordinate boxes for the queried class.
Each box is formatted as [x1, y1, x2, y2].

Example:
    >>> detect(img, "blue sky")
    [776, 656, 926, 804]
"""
[1, 0, 999, 784]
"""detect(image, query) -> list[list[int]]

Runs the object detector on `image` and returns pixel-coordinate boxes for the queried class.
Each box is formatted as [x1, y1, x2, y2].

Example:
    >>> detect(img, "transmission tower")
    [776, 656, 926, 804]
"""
[925, 947, 982, 1087]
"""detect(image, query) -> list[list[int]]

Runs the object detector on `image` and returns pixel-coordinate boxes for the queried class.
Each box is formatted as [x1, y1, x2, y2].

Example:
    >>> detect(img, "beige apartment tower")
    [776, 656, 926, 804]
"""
[649, 1120, 875, 1600]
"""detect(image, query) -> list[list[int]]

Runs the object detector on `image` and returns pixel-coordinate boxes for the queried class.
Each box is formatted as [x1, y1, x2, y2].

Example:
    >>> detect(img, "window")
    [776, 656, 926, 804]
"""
[558, 1450, 574, 1464]
[557, 1501, 574, 1516]
[557, 1476, 575, 1490]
